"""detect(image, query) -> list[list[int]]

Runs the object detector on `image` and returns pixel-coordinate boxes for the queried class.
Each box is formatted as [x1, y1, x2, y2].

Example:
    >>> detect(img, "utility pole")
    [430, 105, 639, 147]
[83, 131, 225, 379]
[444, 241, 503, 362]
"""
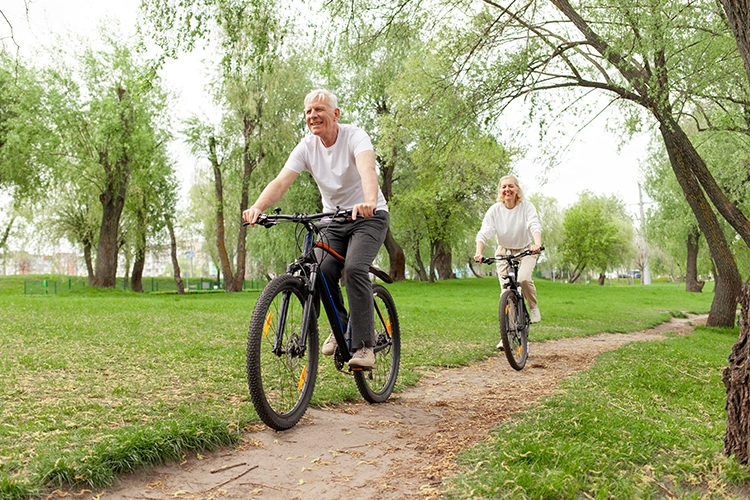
[638, 184, 652, 285]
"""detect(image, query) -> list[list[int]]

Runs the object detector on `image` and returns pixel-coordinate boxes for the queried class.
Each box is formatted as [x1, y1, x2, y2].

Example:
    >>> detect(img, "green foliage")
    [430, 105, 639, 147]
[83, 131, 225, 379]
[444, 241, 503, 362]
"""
[643, 138, 709, 278]
[691, 130, 750, 277]
[529, 193, 564, 273]
[384, 45, 510, 276]
[643, 127, 750, 279]
[0, 52, 55, 203]
[319, 8, 513, 278]
[445, 327, 748, 499]
[178, 0, 314, 282]
[40, 27, 175, 286]
[561, 191, 635, 281]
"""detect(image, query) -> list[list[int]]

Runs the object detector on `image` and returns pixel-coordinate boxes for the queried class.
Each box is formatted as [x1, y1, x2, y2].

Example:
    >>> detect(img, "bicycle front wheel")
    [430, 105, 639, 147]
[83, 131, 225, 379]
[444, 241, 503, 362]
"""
[354, 284, 401, 403]
[499, 290, 528, 371]
[247, 274, 319, 430]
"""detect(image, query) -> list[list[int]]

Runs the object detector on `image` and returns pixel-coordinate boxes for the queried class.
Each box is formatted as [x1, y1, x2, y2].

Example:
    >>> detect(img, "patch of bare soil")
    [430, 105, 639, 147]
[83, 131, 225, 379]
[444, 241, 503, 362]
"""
[84, 314, 706, 500]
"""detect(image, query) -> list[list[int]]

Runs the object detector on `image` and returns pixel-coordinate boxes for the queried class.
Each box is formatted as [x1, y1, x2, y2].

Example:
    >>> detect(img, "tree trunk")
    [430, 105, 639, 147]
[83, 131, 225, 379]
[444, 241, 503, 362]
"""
[91, 177, 127, 288]
[122, 256, 130, 291]
[723, 277, 749, 462]
[91, 88, 132, 288]
[413, 244, 428, 282]
[377, 142, 406, 281]
[167, 217, 185, 295]
[720, 0, 750, 85]
[384, 228, 406, 281]
[0, 215, 15, 249]
[209, 136, 237, 291]
[433, 239, 456, 280]
[685, 229, 705, 292]
[428, 243, 436, 284]
[660, 120, 741, 327]
[597, 272, 605, 286]
[131, 251, 145, 293]
[718, 0, 750, 464]
[130, 206, 147, 293]
[227, 117, 260, 293]
[569, 262, 584, 284]
[83, 242, 95, 285]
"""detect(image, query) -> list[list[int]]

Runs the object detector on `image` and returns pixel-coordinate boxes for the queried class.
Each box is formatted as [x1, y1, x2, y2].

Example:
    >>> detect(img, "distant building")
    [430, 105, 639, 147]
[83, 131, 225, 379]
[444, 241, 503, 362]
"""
[0, 242, 212, 279]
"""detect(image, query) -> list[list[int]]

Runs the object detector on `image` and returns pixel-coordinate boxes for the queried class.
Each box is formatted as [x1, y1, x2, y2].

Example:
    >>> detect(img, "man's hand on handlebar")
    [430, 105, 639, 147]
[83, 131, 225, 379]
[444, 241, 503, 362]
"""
[242, 207, 263, 227]
[351, 202, 376, 220]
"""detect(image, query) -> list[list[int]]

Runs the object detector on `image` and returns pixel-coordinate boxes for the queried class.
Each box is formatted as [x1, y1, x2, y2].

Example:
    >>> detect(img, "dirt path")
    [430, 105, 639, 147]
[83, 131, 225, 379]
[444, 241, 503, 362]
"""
[94, 314, 706, 500]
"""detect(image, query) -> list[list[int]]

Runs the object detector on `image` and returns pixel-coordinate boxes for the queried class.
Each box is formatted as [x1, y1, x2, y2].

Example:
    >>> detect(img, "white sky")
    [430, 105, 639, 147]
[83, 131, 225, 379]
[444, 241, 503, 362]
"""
[3, 0, 653, 220]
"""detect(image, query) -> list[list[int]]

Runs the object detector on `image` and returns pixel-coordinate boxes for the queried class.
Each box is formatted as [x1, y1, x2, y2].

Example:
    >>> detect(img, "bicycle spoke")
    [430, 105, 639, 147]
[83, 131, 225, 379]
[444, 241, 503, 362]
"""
[354, 285, 400, 403]
[500, 291, 528, 370]
[247, 275, 318, 430]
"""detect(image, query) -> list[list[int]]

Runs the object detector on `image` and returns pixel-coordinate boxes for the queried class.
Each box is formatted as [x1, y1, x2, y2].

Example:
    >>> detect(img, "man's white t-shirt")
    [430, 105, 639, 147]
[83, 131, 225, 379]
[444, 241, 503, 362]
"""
[284, 124, 388, 213]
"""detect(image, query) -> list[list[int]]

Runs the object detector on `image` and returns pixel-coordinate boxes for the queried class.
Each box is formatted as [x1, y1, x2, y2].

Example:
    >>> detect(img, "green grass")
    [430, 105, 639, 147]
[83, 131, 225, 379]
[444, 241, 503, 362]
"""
[444, 327, 750, 499]
[0, 274, 264, 296]
[0, 274, 740, 499]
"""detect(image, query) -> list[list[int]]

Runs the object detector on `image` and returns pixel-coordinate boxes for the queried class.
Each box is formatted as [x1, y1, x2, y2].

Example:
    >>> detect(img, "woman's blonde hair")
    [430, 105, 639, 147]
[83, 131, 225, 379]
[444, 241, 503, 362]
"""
[496, 174, 524, 203]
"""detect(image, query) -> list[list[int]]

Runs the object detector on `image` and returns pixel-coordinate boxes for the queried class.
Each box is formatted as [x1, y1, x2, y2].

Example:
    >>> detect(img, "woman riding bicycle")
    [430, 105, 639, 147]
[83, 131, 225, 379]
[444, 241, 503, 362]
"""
[242, 88, 388, 369]
[474, 175, 543, 335]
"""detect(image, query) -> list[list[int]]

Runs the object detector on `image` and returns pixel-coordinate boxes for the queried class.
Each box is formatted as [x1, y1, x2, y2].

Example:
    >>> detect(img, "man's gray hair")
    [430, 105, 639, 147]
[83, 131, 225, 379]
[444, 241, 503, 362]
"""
[304, 89, 339, 110]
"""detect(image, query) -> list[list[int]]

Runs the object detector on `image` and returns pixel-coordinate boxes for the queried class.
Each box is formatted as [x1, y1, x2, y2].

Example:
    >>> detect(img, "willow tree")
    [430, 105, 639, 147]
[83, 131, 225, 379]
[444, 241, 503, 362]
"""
[382, 45, 509, 281]
[346, 0, 749, 325]
[643, 146, 708, 292]
[0, 50, 55, 249]
[139, 0, 319, 291]
[560, 192, 634, 284]
[318, 15, 432, 281]
[717, 0, 750, 465]
[528, 193, 564, 279]
[125, 157, 178, 292]
[48, 30, 173, 288]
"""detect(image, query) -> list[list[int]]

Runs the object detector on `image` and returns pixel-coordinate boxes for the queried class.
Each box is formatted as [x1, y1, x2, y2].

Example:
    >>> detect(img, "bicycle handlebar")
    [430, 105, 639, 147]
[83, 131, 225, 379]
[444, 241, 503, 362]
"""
[242, 208, 353, 228]
[480, 246, 545, 264]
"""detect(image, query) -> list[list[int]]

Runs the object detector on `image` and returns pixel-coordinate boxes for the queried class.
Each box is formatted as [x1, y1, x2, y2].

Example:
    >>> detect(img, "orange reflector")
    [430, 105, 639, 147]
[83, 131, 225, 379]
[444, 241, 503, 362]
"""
[263, 311, 273, 337]
[516, 346, 523, 357]
[385, 317, 392, 336]
[298, 365, 307, 390]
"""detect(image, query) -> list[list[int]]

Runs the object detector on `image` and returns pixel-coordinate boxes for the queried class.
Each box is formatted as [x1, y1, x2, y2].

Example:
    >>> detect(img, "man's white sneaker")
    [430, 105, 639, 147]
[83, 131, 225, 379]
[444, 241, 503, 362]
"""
[496, 340, 504, 351]
[530, 306, 541, 324]
[321, 332, 337, 356]
[348, 347, 375, 368]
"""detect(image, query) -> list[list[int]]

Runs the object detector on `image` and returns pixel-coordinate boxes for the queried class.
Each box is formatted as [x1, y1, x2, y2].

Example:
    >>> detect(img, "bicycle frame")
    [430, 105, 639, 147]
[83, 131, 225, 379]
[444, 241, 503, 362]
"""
[251, 210, 392, 365]
[482, 247, 544, 326]
[483, 251, 530, 326]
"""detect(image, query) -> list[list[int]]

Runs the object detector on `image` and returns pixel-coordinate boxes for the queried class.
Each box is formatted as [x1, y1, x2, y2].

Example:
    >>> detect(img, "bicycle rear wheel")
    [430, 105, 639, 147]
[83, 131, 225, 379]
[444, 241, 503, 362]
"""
[247, 274, 318, 430]
[499, 290, 528, 370]
[354, 284, 401, 403]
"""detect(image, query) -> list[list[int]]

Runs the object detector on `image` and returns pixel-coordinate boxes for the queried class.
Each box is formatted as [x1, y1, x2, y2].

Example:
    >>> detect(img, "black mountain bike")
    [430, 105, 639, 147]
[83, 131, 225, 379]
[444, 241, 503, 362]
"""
[244, 209, 401, 430]
[481, 247, 543, 371]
